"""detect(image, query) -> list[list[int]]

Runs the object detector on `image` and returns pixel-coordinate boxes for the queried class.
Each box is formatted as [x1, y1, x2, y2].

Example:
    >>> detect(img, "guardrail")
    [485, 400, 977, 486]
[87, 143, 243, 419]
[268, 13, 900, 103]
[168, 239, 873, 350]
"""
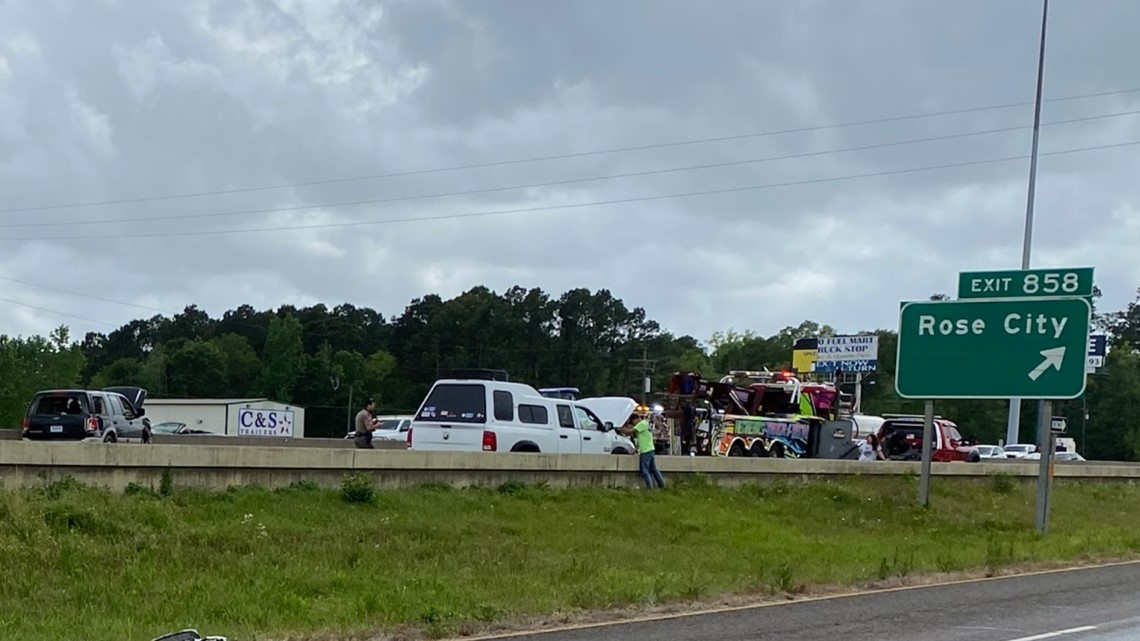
[0, 441, 1136, 492]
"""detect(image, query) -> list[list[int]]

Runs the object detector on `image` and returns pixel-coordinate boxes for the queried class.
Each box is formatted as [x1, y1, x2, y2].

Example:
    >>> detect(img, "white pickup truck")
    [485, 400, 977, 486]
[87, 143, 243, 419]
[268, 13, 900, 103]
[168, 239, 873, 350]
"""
[408, 378, 637, 454]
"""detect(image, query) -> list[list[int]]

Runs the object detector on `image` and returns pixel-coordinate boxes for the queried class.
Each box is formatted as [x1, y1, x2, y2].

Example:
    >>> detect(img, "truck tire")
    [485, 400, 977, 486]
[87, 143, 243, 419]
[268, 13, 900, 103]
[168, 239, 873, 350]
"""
[749, 442, 768, 457]
[510, 442, 540, 453]
[728, 442, 746, 457]
[612, 447, 630, 455]
[967, 450, 981, 463]
[768, 442, 786, 458]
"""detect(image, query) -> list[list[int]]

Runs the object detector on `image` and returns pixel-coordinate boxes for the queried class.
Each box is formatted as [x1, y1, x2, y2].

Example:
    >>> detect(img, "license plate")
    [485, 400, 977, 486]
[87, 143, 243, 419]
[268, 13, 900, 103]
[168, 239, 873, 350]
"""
[50, 425, 63, 433]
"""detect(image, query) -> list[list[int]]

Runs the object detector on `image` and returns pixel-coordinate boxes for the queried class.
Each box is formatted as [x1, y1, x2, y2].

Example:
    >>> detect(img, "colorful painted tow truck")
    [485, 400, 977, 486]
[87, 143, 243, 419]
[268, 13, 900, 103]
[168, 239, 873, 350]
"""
[668, 370, 860, 459]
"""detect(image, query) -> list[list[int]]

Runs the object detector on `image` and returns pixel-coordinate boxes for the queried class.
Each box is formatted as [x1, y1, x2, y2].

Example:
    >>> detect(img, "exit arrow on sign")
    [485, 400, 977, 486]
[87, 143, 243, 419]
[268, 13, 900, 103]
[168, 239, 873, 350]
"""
[1028, 346, 1066, 381]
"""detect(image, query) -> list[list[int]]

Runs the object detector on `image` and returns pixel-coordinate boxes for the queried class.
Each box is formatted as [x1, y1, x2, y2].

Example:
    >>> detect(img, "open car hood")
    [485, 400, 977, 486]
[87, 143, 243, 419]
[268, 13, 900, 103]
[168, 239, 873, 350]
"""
[104, 386, 148, 413]
[577, 397, 637, 428]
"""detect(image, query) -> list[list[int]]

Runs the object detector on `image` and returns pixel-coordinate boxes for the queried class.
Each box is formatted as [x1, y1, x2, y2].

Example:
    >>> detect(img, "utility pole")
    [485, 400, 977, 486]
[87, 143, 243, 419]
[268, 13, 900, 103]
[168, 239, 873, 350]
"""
[628, 346, 658, 405]
[1007, 0, 1050, 448]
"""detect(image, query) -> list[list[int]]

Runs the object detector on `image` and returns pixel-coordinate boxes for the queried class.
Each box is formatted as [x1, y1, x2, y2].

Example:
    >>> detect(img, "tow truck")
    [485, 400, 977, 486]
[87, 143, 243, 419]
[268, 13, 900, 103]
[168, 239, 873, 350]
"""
[667, 370, 861, 459]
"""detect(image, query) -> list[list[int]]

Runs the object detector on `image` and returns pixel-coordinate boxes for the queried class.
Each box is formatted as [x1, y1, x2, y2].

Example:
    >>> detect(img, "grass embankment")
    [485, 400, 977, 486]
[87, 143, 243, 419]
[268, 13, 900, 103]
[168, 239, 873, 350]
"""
[3, 473, 1140, 641]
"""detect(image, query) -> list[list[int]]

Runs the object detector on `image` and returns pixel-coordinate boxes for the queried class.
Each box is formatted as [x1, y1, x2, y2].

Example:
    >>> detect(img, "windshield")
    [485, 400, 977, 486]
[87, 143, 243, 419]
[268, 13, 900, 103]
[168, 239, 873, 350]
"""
[376, 419, 403, 431]
[153, 422, 185, 434]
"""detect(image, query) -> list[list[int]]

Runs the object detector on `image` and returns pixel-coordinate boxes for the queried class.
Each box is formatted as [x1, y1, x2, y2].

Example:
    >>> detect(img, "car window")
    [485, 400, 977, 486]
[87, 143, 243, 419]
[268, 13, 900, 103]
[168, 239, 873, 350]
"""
[556, 404, 575, 428]
[107, 395, 124, 416]
[417, 383, 487, 423]
[92, 395, 105, 415]
[493, 390, 514, 422]
[519, 404, 549, 425]
[574, 407, 602, 431]
[32, 393, 87, 415]
[117, 395, 136, 419]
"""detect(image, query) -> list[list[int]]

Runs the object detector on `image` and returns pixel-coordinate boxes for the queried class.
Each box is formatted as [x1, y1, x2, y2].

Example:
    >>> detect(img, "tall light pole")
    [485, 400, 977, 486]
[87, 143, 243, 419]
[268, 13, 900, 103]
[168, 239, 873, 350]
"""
[1006, 0, 1050, 448]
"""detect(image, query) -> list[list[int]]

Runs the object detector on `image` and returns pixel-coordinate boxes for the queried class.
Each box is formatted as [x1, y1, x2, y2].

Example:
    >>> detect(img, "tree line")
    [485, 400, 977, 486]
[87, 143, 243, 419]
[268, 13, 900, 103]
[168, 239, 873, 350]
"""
[5, 285, 1140, 459]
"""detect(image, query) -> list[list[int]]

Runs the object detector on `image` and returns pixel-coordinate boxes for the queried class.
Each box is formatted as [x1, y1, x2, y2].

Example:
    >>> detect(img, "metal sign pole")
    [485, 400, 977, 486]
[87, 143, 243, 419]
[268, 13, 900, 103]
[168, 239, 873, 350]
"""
[918, 399, 935, 506]
[1035, 399, 1054, 533]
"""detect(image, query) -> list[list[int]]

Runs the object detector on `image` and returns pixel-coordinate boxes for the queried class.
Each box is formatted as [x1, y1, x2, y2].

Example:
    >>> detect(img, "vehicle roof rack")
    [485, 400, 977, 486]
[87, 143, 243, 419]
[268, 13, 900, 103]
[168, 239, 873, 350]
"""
[449, 368, 509, 382]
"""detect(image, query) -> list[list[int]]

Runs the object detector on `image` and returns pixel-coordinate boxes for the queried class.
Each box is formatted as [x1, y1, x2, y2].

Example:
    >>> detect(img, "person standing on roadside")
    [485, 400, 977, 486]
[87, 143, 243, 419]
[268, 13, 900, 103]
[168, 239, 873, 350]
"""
[620, 407, 666, 489]
[353, 398, 380, 449]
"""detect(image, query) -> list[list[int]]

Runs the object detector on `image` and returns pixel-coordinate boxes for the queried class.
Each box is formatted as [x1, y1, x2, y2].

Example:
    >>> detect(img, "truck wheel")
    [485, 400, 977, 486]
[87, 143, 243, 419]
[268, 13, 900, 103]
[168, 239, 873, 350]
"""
[967, 450, 981, 463]
[749, 443, 768, 457]
[768, 442, 785, 458]
[612, 447, 629, 455]
[728, 442, 746, 457]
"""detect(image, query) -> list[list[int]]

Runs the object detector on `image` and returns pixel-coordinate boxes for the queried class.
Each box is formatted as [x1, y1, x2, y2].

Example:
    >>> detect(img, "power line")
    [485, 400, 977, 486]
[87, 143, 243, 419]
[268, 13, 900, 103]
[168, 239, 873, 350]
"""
[0, 275, 174, 315]
[12, 108, 1140, 230]
[0, 294, 117, 327]
[2, 86, 1139, 215]
[1, 138, 1135, 242]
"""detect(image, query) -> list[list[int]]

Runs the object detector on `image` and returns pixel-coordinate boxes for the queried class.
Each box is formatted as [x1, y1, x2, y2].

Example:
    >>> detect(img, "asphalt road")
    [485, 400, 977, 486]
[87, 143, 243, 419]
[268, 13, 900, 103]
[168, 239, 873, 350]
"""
[494, 562, 1140, 641]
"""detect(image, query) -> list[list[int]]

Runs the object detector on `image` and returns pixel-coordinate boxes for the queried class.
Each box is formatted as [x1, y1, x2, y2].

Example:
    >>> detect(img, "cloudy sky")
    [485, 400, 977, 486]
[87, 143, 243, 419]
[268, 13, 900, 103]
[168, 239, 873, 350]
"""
[1, 0, 1138, 344]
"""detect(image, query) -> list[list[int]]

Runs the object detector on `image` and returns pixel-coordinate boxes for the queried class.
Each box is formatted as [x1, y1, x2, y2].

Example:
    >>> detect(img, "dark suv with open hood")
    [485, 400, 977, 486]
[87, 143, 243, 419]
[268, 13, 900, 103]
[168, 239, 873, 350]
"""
[22, 386, 151, 443]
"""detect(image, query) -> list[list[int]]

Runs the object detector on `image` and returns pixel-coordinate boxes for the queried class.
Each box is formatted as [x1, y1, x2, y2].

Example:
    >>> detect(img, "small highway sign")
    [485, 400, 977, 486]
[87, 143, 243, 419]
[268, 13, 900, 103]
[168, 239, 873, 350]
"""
[896, 297, 1091, 399]
[957, 267, 1094, 300]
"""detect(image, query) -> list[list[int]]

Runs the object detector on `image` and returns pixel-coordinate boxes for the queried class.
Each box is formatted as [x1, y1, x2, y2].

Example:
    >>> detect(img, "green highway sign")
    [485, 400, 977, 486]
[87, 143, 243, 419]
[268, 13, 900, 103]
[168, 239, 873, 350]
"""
[895, 297, 1091, 399]
[957, 267, 1094, 300]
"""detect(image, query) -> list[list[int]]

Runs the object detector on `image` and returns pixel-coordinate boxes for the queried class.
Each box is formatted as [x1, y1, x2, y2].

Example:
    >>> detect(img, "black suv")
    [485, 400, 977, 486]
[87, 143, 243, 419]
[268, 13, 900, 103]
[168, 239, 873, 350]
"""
[22, 386, 151, 443]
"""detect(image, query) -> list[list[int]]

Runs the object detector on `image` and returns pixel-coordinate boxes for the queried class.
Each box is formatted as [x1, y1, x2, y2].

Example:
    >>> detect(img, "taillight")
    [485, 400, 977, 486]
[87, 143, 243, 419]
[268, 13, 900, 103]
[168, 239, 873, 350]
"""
[21, 417, 29, 429]
[85, 417, 99, 433]
[482, 430, 497, 452]
[406, 427, 413, 449]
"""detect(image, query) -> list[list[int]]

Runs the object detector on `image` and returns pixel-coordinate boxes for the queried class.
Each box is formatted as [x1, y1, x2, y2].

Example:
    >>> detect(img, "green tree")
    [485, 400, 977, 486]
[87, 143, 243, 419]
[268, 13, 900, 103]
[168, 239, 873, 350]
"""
[256, 314, 307, 401]
[167, 339, 230, 397]
[0, 327, 86, 426]
[210, 333, 262, 394]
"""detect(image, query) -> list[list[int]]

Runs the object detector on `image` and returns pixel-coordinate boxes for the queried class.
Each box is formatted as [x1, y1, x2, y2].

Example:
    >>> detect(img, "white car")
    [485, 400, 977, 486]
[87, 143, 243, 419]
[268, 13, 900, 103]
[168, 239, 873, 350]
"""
[1025, 451, 1086, 462]
[1003, 444, 1037, 459]
[409, 378, 637, 454]
[345, 415, 412, 442]
[974, 444, 1006, 459]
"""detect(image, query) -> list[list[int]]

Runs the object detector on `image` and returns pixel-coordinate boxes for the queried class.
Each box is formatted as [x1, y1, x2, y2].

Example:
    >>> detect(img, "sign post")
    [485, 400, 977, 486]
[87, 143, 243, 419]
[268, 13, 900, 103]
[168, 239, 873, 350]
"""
[1036, 400, 1054, 533]
[918, 400, 935, 507]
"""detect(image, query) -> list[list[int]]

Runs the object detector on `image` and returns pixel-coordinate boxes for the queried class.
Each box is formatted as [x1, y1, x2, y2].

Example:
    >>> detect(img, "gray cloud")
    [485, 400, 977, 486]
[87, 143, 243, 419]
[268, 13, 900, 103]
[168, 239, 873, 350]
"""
[0, 0, 1137, 345]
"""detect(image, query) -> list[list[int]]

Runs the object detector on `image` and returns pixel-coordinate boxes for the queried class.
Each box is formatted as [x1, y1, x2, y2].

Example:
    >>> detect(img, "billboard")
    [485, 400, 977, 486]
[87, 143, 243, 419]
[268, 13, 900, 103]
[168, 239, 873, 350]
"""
[813, 335, 879, 373]
[237, 407, 296, 438]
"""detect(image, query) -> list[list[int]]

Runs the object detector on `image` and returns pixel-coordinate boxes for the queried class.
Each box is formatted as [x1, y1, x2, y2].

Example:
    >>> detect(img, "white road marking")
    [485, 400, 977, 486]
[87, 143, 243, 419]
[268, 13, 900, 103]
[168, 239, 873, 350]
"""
[1006, 626, 1097, 641]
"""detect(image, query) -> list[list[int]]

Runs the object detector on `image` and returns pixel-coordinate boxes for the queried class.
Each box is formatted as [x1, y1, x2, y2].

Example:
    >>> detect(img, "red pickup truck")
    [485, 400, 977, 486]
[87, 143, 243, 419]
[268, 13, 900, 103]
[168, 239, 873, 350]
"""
[875, 415, 981, 463]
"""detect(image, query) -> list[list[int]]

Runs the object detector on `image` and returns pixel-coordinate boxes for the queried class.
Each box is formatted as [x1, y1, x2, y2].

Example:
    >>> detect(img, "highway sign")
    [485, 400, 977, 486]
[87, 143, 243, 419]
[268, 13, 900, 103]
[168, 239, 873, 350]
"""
[1086, 334, 1107, 372]
[895, 297, 1091, 399]
[812, 335, 879, 373]
[957, 267, 1094, 300]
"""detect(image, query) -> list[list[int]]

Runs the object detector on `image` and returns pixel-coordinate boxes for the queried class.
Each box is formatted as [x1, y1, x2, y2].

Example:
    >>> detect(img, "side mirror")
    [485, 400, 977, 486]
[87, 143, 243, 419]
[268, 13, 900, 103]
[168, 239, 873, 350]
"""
[604, 421, 614, 432]
[136, 408, 146, 417]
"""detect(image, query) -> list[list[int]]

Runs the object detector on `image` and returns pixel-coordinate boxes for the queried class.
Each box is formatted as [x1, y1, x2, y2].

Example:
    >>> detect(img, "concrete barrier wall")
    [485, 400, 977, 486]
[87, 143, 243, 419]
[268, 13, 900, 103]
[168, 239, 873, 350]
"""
[1, 441, 1138, 492]
[0, 430, 404, 449]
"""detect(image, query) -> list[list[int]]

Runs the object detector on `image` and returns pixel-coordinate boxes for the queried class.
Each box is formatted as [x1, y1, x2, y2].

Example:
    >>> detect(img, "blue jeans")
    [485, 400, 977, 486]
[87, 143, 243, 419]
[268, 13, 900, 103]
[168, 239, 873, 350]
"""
[639, 451, 666, 489]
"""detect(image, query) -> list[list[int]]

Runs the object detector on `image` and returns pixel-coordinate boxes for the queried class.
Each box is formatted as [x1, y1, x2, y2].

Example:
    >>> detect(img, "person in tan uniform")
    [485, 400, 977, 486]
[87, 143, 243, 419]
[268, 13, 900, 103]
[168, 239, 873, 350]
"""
[353, 398, 379, 449]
